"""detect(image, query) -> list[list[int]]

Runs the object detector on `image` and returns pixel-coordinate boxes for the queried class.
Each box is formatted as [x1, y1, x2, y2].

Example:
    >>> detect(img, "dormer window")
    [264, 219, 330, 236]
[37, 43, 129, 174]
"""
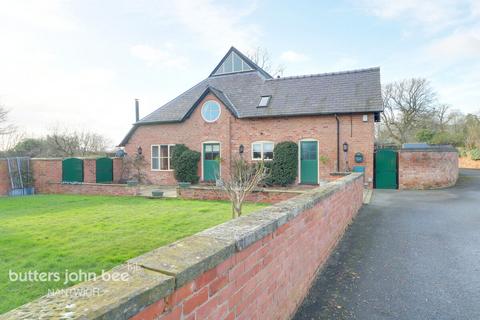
[258, 96, 271, 108]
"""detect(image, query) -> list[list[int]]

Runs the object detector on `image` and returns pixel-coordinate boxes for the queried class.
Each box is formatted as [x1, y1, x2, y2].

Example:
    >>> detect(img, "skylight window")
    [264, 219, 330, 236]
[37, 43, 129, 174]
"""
[258, 96, 271, 108]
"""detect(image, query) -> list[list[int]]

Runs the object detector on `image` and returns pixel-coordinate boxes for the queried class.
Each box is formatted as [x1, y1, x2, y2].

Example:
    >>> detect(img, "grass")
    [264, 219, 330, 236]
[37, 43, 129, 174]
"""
[0, 194, 267, 314]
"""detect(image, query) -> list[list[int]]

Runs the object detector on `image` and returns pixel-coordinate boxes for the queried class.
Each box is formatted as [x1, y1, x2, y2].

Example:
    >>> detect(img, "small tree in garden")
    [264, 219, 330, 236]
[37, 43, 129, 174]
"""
[218, 157, 268, 219]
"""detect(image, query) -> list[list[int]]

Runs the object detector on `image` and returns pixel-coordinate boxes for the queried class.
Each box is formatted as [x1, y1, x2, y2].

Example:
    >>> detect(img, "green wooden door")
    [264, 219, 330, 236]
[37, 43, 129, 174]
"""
[62, 158, 84, 182]
[300, 141, 318, 184]
[375, 149, 398, 189]
[203, 143, 220, 182]
[96, 157, 113, 183]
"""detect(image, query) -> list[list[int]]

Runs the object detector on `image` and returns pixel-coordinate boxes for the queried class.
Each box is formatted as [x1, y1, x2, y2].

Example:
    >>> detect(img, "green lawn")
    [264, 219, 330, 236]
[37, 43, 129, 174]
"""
[0, 195, 267, 314]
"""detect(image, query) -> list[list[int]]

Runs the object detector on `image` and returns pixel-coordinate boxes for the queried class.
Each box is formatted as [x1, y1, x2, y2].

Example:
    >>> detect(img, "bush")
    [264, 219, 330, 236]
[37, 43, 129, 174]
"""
[269, 141, 298, 186]
[171, 144, 189, 169]
[262, 161, 274, 186]
[471, 148, 480, 161]
[174, 149, 200, 183]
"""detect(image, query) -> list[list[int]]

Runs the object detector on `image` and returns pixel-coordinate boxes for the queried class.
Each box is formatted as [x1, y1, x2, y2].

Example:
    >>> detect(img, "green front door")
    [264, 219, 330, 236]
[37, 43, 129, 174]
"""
[203, 143, 220, 182]
[300, 141, 318, 184]
[375, 149, 398, 189]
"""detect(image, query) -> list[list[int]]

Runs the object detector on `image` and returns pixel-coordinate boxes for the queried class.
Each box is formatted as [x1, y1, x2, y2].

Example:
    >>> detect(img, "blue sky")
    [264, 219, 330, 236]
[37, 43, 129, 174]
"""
[0, 0, 479, 145]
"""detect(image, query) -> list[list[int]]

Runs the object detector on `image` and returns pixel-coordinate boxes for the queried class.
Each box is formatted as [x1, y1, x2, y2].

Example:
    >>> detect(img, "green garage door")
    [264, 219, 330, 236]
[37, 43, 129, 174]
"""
[300, 141, 318, 185]
[375, 149, 398, 189]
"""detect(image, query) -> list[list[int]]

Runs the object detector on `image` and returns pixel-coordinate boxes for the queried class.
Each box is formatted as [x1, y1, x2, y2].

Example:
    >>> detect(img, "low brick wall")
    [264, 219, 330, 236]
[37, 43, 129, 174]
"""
[2, 173, 364, 320]
[398, 148, 459, 190]
[0, 157, 124, 196]
[42, 182, 137, 196]
[178, 185, 305, 204]
[0, 159, 9, 195]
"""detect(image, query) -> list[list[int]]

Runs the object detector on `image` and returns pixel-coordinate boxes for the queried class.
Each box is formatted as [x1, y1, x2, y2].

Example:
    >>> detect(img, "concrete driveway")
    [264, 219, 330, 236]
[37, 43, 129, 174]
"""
[293, 169, 480, 320]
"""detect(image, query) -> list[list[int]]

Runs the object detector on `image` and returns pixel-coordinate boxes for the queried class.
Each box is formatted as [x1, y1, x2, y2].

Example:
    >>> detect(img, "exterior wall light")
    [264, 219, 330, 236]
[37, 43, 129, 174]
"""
[343, 142, 349, 152]
[239, 144, 244, 154]
[137, 146, 143, 155]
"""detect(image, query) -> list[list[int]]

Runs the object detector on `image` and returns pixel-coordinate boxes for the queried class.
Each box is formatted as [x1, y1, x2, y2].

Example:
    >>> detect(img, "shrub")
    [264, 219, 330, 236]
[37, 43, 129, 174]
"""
[262, 161, 274, 186]
[269, 141, 298, 186]
[174, 149, 200, 183]
[171, 144, 189, 169]
[471, 148, 480, 161]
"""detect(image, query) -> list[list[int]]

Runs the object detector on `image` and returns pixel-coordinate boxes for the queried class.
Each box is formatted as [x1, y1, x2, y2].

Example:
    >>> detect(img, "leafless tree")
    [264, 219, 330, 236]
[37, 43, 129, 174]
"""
[381, 78, 437, 145]
[248, 47, 285, 78]
[0, 106, 14, 135]
[47, 126, 110, 157]
[217, 157, 268, 219]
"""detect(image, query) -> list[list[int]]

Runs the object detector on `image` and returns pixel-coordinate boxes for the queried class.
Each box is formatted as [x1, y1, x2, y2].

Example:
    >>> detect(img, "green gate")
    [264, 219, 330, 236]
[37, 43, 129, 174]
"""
[96, 157, 113, 183]
[375, 149, 397, 189]
[62, 158, 84, 182]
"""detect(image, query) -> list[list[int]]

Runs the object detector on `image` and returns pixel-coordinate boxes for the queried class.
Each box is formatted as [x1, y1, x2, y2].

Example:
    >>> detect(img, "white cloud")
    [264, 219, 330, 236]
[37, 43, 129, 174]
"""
[130, 44, 188, 68]
[359, 0, 476, 32]
[280, 51, 308, 62]
[426, 26, 480, 60]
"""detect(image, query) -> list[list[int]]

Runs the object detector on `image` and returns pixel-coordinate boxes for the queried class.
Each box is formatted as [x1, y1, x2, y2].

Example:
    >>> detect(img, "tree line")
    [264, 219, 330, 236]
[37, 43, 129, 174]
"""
[0, 108, 111, 158]
[377, 78, 479, 158]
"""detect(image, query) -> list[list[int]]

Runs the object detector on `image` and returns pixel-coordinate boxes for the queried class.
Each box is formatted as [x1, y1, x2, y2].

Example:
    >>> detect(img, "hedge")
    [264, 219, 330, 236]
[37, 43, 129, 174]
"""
[172, 145, 200, 183]
[265, 141, 298, 186]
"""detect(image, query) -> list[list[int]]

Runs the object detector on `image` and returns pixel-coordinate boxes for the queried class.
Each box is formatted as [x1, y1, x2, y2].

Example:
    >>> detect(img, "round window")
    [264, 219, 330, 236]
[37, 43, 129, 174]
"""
[201, 101, 221, 122]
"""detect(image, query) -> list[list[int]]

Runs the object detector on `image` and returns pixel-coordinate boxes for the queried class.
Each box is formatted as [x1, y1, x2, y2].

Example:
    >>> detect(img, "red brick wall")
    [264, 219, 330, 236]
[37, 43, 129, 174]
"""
[0, 158, 124, 196]
[178, 186, 303, 204]
[132, 174, 364, 320]
[83, 159, 97, 183]
[398, 151, 459, 189]
[0, 159, 9, 195]
[124, 94, 375, 187]
[42, 182, 137, 196]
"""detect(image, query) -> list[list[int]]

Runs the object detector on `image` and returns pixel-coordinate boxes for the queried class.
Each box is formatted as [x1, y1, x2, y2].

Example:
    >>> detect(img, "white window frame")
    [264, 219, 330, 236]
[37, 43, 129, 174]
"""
[151, 144, 175, 171]
[201, 100, 222, 123]
[251, 141, 274, 161]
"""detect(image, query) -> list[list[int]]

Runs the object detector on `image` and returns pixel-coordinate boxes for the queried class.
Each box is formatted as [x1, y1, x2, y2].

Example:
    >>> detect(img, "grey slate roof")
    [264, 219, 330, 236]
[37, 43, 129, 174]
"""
[138, 67, 382, 124]
[119, 47, 382, 146]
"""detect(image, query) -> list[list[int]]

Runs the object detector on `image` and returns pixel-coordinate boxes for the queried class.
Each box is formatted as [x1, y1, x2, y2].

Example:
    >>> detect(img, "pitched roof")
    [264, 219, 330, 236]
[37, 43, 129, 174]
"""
[119, 47, 383, 145]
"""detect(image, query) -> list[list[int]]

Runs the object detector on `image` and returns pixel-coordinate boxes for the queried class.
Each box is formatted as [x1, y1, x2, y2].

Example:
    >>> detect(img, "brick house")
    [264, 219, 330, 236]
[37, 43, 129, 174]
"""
[120, 47, 382, 187]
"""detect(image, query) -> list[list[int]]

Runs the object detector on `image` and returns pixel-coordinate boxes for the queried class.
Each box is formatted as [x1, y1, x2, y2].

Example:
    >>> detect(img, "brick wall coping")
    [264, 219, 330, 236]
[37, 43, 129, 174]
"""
[1, 173, 363, 320]
[185, 184, 307, 195]
[399, 146, 457, 153]
[47, 181, 130, 187]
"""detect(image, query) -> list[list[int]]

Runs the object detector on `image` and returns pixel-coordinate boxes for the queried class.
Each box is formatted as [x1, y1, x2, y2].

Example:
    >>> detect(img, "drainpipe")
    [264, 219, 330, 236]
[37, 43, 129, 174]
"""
[335, 114, 340, 172]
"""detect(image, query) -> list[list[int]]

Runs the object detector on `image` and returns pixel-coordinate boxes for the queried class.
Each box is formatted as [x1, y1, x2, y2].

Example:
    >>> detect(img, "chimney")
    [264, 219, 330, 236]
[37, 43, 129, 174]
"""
[135, 99, 140, 122]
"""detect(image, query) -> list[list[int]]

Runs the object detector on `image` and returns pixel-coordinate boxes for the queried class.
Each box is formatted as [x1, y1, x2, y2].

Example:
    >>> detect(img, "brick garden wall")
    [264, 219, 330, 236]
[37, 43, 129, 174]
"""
[178, 185, 304, 204]
[398, 149, 459, 190]
[3, 173, 364, 320]
[124, 93, 375, 187]
[42, 182, 137, 196]
[0, 158, 124, 196]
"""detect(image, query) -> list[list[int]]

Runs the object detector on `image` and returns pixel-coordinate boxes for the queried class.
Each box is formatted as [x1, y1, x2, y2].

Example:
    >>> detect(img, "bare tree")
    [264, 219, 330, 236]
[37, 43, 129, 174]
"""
[47, 126, 110, 157]
[217, 157, 268, 219]
[381, 78, 437, 145]
[247, 47, 285, 78]
[0, 106, 14, 135]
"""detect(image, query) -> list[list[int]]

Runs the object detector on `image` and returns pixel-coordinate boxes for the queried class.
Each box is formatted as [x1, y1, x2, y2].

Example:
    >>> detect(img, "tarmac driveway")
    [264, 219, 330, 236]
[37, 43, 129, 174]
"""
[293, 169, 480, 320]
